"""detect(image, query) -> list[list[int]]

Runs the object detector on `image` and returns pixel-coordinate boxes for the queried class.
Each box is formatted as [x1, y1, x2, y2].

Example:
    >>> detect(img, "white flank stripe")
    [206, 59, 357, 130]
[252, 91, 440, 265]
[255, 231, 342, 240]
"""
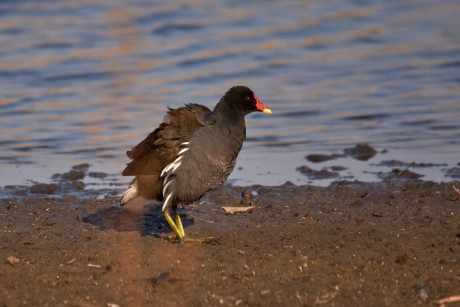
[175, 155, 184, 163]
[161, 155, 184, 178]
[178, 147, 189, 155]
[181, 142, 190, 146]
[171, 161, 182, 173]
[160, 159, 175, 177]
[162, 192, 173, 211]
[160, 164, 172, 177]
[162, 179, 174, 196]
[172, 155, 184, 166]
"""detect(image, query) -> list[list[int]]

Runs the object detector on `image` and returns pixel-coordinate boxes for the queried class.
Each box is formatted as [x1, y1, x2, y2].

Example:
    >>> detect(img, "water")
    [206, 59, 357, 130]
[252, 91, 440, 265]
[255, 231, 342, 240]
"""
[1, 0, 460, 188]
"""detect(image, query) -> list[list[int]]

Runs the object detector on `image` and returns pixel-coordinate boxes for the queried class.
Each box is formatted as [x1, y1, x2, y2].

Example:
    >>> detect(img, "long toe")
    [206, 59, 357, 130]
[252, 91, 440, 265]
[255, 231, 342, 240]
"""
[183, 236, 220, 244]
[164, 234, 219, 244]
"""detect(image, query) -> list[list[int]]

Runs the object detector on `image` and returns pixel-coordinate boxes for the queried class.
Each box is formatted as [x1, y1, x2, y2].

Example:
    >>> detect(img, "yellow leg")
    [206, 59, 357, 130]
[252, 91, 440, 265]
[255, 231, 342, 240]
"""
[162, 207, 185, 241]
[163, 205, 217, 243]
[173, 205, 185, 237]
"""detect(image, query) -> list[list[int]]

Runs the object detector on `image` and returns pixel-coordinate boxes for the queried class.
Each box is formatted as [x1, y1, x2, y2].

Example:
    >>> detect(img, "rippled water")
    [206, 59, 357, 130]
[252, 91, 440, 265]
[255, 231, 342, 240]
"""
[1, 0, 460, 187]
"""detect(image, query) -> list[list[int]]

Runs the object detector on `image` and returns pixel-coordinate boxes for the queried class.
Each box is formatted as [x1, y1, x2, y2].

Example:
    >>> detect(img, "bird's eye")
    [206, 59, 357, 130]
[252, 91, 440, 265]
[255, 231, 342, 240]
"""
[244, 96, 252, 102]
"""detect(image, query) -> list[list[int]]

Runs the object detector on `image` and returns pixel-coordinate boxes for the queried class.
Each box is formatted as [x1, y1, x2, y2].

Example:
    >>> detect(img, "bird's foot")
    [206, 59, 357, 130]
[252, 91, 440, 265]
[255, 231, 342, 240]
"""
[183, 236, 219, 244]
[165, 233, 219, 244]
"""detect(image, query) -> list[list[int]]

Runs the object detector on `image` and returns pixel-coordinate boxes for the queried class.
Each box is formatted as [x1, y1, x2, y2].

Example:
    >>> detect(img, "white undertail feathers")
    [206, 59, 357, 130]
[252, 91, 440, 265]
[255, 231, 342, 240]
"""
[120, 178, 139, 205]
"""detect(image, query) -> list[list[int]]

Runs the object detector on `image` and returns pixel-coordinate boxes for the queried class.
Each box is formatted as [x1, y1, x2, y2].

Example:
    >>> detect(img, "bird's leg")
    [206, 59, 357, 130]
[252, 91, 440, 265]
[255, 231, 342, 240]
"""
[162, 207, 185, 241]
[172, 204, 185, 237]
[162, 200, 217, 243]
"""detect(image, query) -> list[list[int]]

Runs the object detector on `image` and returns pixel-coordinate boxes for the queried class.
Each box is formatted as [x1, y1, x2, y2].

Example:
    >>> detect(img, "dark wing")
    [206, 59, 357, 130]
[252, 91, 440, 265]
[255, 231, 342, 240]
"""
[122, 103, 211, 176]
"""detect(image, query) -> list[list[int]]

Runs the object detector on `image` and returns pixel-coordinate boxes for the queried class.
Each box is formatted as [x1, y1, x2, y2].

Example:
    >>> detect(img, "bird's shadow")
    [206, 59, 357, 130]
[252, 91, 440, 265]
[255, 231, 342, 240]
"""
[82, 203, 194, 237]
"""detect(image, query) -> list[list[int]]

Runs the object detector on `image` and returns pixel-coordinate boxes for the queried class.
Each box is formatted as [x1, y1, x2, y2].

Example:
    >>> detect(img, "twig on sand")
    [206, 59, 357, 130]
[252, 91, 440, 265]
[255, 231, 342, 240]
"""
[452, 186, 460, 196]
[433, 295, 460, 306]
[66, 258, 76, 264]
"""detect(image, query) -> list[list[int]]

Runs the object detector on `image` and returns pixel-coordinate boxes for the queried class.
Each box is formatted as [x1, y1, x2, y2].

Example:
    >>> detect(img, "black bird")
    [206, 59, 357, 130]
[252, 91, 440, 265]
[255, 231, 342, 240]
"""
[120, 86, 272, 241]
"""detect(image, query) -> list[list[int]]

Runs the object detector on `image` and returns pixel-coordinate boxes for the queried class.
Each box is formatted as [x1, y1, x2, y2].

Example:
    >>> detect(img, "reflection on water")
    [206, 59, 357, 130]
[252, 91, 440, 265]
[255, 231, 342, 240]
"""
[1, 0, 459, 187]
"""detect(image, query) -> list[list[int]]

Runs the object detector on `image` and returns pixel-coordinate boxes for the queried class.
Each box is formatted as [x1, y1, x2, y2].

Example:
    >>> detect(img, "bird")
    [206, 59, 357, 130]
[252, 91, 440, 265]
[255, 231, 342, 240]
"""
[120, 86, 272, 241]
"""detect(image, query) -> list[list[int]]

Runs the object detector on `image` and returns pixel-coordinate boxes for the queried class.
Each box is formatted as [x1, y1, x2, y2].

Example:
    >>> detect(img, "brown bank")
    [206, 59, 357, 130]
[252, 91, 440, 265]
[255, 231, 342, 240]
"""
[1, 177, 460, 306]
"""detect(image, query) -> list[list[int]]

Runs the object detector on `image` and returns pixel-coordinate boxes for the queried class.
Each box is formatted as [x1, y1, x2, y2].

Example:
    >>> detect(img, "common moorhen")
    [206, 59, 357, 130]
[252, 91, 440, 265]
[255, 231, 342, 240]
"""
[120, 86, 272, 241]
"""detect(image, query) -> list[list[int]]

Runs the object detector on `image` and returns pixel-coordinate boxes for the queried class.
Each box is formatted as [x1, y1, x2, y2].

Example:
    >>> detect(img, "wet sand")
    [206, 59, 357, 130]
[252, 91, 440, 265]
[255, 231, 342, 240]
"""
[1, 175, 459, 306]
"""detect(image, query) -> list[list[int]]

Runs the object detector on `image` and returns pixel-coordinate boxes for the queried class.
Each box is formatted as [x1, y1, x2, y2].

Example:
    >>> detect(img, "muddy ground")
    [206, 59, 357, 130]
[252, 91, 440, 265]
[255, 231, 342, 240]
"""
[1, 175, 460, 306]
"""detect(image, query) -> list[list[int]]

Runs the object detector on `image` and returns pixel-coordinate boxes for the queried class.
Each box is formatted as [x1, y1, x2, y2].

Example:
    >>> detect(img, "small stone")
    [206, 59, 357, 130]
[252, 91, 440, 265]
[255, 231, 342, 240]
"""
[29, 183, 59, 194]
[343, 143, 377, 161]
[7, 256, 20, 265]
[306, 153, 342, 163]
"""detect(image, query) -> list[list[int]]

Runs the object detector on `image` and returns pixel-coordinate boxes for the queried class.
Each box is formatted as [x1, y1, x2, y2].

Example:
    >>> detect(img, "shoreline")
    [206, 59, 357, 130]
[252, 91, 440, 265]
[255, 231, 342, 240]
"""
[1, 176, 459, 305]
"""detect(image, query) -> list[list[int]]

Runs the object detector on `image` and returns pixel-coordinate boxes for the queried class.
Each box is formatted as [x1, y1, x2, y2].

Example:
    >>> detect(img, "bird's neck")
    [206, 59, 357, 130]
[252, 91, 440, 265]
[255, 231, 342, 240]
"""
[212, 100, 245, 126]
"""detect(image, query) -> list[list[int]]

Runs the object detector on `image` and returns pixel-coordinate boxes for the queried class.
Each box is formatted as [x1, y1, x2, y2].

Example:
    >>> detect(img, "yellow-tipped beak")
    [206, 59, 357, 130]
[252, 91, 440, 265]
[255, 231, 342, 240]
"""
[262, 108, 273, 115]
[254, 93, 272, 115]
